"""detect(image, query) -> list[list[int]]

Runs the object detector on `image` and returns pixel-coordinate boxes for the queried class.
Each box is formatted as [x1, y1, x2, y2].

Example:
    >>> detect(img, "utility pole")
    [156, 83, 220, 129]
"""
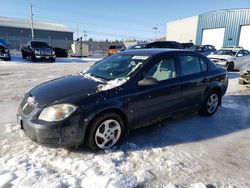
[77, 24, 79, 39]
[152, 25, 158, 41]
[30, 3, 34, 40]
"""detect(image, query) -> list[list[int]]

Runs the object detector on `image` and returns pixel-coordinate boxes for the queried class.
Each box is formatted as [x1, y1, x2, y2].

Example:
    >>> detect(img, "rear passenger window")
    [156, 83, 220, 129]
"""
[179, 55, 207, 76]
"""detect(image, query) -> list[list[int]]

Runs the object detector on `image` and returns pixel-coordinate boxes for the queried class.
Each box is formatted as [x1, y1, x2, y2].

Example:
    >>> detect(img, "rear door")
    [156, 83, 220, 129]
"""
[131, 55, 183, 127]
[177, 54, 210, 109]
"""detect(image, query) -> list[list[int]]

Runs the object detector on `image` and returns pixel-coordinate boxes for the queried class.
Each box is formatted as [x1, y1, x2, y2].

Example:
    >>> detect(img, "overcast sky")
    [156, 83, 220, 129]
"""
[0, 0, 249, 40]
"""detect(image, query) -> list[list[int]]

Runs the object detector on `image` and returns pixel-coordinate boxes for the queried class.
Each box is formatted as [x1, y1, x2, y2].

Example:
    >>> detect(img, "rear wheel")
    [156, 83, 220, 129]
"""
[200, 90, 220, 116]
[226, 62, 234, 71]
[86, 113, 124, 150]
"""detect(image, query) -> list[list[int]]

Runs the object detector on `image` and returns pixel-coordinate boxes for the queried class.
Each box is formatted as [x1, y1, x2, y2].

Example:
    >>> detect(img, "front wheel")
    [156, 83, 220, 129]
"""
[31, 55, 36, 62]
[22, 53, 27, 59]
[226, 62, 234, 71]
[86, 113, 124, 150]
[200, 91, 220, 116]
[50, 58, 55, 62]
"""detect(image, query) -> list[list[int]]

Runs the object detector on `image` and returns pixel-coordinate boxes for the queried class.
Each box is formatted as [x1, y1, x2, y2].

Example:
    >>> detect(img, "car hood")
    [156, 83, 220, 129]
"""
[30, 74, 102, 106]
[207, 54, 233, 60]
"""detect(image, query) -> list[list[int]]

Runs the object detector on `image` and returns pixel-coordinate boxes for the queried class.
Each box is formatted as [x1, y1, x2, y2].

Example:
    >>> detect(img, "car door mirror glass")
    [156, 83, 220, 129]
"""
[138, 77, 159, 87]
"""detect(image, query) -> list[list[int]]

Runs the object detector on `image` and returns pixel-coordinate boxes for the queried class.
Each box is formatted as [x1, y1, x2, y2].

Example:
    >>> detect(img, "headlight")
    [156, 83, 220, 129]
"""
[38, 104, 77, 122]
[4, 49, 9, 53]
[35, 50, 41, 55]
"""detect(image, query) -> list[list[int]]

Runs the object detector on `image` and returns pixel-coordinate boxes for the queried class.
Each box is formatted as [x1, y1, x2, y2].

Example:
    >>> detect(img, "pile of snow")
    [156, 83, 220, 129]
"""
[97, 77, 130, 91]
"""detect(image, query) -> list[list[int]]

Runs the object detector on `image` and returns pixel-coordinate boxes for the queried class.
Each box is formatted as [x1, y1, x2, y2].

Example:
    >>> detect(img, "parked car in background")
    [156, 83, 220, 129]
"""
[0, 39, 11, 61]
[21, 41, 56, 62]
[239, 63, 250, 85]
[145, 41, 184, 49]
[17, 49, 228, 150]
[126, 43, 148, 50]
[207, 48, 250, 71]
[126, 41, 184, 51]
[194, 45, 217, 56]
[181, 42, 194, 49]
[52, 47, 68, 57]
[107, 45, 124, 56]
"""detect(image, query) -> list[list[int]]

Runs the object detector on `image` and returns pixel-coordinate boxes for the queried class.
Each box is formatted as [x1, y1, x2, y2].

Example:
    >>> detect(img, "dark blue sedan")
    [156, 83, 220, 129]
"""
[17, 49, 228, 150]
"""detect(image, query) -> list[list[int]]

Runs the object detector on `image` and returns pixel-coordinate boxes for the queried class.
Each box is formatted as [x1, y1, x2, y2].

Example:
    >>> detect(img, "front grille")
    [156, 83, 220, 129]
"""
[23, 128, 61, 146]
[40, 49, 52, 56]
[34, 136, 60, 145]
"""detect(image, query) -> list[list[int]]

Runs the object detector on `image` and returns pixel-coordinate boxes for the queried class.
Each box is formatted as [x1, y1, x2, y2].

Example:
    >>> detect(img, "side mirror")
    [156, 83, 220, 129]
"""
[211, 52, 214, 55]
[27, 45, 31, 48]
[138, 77, 159, 87]
[237, 54, 243, 57]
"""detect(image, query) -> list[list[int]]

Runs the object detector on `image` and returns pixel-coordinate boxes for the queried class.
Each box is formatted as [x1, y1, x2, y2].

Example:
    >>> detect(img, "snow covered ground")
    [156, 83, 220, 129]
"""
[0, 58, 250, 188]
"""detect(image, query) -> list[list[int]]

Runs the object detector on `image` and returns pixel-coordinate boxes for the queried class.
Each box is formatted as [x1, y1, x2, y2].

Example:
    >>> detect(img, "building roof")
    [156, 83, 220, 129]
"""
[199, 8, 250, 16]
[0, 16, 72, 33]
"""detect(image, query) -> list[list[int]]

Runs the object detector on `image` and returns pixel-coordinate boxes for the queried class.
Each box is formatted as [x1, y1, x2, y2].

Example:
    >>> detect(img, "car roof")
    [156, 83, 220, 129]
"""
[120, 48, 198, 56]
[219, 48, 241, 51]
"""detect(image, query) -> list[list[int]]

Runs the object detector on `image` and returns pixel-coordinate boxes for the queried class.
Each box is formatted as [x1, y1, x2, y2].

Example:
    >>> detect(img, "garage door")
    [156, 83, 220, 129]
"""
[202, 28, 225, 50]
[239, 25, 250, 51]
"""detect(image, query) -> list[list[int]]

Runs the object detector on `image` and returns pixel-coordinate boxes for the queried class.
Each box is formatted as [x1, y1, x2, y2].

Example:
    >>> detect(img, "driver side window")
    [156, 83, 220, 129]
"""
[145, 57, 177, 81]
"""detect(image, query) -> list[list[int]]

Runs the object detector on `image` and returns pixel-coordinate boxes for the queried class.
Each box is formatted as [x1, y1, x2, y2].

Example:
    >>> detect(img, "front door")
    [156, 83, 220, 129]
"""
[130, 55, 183, 127]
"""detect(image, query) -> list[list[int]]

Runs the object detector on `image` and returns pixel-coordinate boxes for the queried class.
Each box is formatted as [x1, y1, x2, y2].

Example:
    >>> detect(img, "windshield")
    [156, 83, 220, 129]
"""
[31, 41, 49, 48]
[214, 50, 237, 56]
[86, 54, 149, 80]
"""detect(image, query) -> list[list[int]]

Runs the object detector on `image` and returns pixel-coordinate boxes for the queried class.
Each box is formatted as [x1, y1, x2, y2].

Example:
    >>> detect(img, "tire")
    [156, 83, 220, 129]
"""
[200, 90, 220, 116]
[226, 62, 234, 71]
[31, 55, 36, 62]
[50, 58, 55, 62]
[86, 112, 124, 150]
[238, 78, 246, 85]
[4, 55, 11, 61]
[22, 53, 27, 59]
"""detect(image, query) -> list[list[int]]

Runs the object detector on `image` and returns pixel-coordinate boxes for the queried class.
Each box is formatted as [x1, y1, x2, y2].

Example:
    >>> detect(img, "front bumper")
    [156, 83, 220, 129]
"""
[210, 59, 227, 67]
[17, 103, 86, 147]
[0, 53, 10, 59]
[35, 55, 56, 59]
